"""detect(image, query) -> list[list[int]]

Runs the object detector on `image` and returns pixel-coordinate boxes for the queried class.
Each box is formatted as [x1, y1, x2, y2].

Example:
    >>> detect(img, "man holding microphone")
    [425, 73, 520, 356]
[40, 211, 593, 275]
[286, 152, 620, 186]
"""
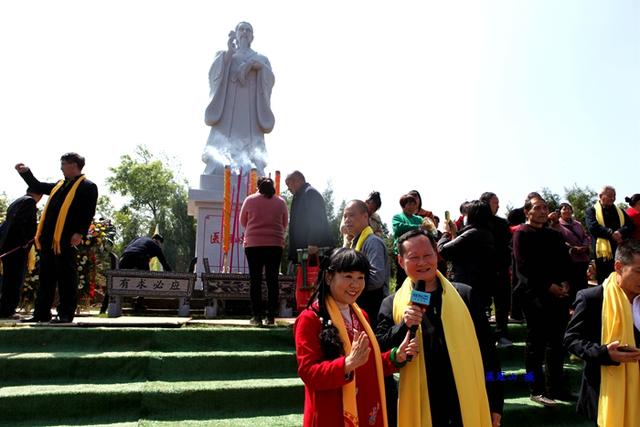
[376, 229, 503, 427]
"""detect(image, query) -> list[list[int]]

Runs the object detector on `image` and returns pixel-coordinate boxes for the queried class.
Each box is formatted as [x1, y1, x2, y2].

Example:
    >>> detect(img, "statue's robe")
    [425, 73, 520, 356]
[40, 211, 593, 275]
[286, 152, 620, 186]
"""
[203, 48, 275, 175]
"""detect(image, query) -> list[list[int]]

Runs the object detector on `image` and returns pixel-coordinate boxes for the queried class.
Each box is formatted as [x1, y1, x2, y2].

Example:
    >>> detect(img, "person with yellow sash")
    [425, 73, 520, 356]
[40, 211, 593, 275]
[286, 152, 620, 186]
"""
[564, 239, 640, 426]
[376, 229, 503, 427]
[16, 153, 98, 323]
[294, 248, 418, 427]
[342, 200, 390, 329]
[585, 186, 634, 284]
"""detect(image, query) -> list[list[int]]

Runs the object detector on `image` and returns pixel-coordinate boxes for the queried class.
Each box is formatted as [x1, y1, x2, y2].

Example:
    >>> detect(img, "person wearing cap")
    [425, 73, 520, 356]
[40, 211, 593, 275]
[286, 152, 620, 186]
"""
[0, 187, 43, 318]
[16, 153, 98, 323]
[119, 234, 172, 272]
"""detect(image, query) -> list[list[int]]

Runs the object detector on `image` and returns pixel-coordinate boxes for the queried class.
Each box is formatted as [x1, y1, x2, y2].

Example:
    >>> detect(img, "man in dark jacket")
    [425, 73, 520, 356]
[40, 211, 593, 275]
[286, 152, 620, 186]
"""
[120, 234, 172, 271]
[564, 240, 640, 423]
[377, 229, 503, 427]
[0, 188, 42, 318]
[585, 185, 634, 284]
[513, 195, 573, 406]
[17, 153, 98, 323]
[285, 171, 334, 262]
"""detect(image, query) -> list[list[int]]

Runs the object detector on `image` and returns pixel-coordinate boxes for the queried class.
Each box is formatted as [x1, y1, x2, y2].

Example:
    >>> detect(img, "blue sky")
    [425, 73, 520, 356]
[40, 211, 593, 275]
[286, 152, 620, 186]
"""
[0, 0, 637, 225]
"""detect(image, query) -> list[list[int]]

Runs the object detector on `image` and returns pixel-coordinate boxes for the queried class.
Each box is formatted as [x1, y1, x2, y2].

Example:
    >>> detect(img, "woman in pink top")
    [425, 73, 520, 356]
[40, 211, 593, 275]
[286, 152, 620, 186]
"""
[625, 194, 640, 241]
[240, 177, 289, 326]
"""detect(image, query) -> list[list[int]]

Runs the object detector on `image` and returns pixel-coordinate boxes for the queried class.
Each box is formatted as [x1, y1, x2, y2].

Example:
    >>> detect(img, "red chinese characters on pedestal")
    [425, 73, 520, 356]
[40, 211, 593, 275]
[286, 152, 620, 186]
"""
[210, 232, 221, 245]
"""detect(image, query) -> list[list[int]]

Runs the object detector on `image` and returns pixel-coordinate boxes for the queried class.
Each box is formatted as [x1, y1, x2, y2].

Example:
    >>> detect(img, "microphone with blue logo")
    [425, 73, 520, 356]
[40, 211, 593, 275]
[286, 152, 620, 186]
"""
[407, 280, 431, 361]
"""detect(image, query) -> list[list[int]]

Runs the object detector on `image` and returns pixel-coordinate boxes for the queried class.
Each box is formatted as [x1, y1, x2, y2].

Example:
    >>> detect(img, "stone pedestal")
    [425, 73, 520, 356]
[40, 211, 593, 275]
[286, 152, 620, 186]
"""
[188, 173, 250, 290]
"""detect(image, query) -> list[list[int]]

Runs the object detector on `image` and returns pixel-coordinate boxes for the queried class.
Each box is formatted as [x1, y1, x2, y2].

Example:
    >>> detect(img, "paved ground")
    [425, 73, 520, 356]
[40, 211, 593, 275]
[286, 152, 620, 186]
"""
[0, 310, 295, 328]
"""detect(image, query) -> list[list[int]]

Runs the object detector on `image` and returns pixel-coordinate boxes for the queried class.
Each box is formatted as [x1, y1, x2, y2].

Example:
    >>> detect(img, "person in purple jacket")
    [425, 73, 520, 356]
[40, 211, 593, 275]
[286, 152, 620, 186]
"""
[552, 202, 591, 302]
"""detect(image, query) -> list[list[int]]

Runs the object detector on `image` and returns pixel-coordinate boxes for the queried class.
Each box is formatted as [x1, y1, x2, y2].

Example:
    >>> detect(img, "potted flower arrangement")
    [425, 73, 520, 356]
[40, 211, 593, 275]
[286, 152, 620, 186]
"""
[76, 218, 116, 309]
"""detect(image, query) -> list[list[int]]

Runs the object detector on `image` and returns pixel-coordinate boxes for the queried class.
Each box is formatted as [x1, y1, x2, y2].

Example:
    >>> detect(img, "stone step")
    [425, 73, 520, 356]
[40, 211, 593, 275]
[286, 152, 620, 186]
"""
[0, 350, 297, 386]
[0, 378, 305, 426]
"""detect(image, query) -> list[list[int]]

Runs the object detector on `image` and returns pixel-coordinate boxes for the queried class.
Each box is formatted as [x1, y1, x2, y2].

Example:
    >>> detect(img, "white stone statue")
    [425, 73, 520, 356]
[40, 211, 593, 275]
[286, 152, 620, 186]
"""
[202, 22, 275, 176]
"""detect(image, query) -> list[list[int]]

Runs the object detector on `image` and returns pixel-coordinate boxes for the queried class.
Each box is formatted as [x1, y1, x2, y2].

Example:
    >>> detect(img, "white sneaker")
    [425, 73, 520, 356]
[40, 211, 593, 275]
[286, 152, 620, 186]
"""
[530, 394, 557, 407]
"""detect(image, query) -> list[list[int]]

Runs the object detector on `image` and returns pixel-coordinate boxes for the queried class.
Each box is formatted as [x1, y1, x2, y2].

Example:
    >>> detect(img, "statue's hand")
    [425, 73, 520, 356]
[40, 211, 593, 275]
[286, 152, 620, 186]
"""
[227, 31, 237, 52]
[238, 62, 251, 86]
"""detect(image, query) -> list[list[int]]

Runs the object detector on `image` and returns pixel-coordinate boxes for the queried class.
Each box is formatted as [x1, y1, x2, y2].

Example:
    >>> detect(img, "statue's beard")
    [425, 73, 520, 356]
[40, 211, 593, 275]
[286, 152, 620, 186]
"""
[237, 35, 251, 48]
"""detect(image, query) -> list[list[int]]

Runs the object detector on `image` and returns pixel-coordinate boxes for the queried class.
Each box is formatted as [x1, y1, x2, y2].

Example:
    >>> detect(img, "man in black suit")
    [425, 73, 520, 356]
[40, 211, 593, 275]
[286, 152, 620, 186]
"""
[564, 240, 640, 424]
[585, 185, 634, 284]
[285, 170, 335, 263]
[0, 188, 42, 318]
[17, 153, 98, 323]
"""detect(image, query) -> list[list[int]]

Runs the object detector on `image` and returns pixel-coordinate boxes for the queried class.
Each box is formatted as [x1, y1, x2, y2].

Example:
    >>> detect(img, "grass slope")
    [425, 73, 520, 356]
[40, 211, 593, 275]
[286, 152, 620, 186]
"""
[0, 323, 591, 426]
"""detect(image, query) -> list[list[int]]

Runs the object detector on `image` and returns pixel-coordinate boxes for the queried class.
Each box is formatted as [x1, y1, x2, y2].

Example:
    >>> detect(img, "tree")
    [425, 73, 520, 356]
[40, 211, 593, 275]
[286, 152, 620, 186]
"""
[95, 195, 115, 220]
[0, 192, 8, 223]
[540, 187, 561, 213]
[322, 182, 345, 247]
[157, 185, 196, 272]
[564, 185, 597, 224]
[106, 146, 195, 271]
[107, 146, 178, 227]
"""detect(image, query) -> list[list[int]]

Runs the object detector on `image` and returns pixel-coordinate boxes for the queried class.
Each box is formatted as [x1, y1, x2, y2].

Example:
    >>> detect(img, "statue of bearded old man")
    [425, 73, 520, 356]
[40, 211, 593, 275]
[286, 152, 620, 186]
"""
[202, 22, 275, 176]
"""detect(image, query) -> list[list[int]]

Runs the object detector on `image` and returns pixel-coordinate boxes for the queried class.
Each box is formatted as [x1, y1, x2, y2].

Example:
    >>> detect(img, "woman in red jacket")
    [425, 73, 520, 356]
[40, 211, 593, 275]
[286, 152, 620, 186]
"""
[294, 248, 418, 427]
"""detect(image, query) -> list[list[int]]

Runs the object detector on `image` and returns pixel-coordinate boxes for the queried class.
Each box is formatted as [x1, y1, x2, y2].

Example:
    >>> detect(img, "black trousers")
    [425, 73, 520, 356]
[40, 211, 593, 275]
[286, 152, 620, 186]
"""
[493, 269, 511, 338]
[595, 258, 614, 285]
[568, 261, 589, 303]
[0, 248, 29, 316]
[119, 255, 150, 270]
[34, 247, 78, 321]
[522, 295, 570, 396]
[245, 246, 282, 319]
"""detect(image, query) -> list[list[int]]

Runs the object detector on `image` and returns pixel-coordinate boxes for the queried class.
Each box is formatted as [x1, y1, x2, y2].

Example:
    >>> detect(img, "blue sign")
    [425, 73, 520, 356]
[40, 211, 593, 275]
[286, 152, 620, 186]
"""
[410, 290, 431, 307]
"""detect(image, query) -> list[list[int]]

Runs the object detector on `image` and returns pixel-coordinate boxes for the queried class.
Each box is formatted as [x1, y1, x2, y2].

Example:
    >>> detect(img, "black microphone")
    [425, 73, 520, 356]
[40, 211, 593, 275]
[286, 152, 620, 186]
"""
[406, 280, 430, 362]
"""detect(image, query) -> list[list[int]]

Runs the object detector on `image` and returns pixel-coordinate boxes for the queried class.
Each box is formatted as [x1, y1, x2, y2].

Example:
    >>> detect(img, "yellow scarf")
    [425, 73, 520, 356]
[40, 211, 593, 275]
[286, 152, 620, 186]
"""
[595, 201, 625, 260]
[392, 273, 491, 427]
[598, 271, 640, 427]
[27, 245, 36, 272]
[325, 295, 387, 427]
[354, 226, 374, 252]
[35, 176, 86, 255]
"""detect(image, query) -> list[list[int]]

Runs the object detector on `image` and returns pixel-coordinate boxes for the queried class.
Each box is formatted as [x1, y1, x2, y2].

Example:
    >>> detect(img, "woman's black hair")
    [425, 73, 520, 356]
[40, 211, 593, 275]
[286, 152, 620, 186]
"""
[465, 200, 492, 228]
[257, 177, 276, 198]
[306, 248, 371, 360]
[625, 194, 640, 207]
[479, 192, 497, 204]
[366, 191, 382, 211]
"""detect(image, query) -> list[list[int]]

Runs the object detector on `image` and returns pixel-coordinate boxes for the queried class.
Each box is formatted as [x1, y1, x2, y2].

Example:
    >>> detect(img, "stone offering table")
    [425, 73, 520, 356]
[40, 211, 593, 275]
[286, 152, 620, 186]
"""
[106, 270, 196, 317]
[201, 272, 294, 318]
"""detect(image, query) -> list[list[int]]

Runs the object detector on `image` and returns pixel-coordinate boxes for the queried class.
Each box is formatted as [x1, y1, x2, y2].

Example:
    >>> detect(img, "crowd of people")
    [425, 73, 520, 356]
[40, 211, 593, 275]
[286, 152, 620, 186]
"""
[1, 161, 639, 426]
[285, 177, 640, 427]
